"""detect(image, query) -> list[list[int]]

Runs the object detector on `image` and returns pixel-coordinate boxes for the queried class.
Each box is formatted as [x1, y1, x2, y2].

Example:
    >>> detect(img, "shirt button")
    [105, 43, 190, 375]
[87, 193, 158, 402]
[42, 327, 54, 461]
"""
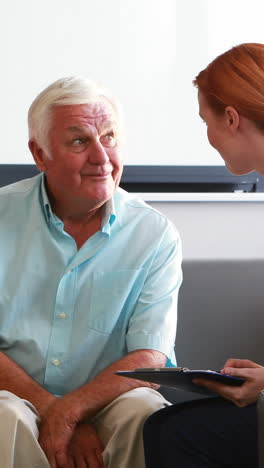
[59, 312, 66, 319]
[52, 359, 60, 366]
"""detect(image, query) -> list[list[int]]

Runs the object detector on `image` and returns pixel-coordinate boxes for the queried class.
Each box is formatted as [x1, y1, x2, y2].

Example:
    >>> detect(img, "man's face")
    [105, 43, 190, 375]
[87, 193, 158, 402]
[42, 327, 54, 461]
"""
[35, 101, 123, 206]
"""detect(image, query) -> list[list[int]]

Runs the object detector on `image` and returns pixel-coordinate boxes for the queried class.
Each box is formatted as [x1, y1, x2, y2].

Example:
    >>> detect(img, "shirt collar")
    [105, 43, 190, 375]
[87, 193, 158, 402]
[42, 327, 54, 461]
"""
[40, 173, 116, 233]
[101, 197, 116, 236]
[40, 173, 52, 224]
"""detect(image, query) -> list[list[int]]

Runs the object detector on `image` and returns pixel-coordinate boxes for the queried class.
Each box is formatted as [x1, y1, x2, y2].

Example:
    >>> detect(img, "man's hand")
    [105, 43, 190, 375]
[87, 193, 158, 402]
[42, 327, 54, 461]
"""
[67, 423, 104, 468]
[38, 348, 166, 466]
[38, 395, 81, 467]
[193, 358, 264, 407]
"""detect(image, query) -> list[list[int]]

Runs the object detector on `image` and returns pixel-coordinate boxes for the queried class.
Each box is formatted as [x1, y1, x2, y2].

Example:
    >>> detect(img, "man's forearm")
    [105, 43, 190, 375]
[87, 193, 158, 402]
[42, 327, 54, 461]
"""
[0, 352, 55, 416]
[62, 349, 166, 423]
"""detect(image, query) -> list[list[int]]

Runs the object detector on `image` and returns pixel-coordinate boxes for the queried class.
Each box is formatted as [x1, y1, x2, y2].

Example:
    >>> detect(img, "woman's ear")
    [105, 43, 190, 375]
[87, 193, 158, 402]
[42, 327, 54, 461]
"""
[225, 106, 240, 134]
[28, 139, 49, 171]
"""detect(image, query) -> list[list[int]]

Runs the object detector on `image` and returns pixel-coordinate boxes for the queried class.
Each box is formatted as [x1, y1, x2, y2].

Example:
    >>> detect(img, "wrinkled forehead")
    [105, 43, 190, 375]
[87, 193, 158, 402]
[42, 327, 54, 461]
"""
[53, 100, 115, 118]
[49, 100, 119, 131]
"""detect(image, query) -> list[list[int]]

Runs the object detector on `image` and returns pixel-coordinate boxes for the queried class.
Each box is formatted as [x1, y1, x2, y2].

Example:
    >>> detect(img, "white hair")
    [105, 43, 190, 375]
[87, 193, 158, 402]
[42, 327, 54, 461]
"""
[28, 76, 122, 154]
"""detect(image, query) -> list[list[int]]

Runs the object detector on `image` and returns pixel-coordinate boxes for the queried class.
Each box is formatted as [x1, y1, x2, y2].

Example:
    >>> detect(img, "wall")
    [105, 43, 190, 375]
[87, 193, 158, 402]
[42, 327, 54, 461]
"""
[1, 0, 220, 167]
[3, 0, 264, 168]
[149, 201, 264, 260]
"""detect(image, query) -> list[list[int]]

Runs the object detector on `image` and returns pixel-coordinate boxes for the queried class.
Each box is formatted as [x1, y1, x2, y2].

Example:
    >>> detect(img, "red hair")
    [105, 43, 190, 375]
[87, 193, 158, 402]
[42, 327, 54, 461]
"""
[194, 43, 264, 130]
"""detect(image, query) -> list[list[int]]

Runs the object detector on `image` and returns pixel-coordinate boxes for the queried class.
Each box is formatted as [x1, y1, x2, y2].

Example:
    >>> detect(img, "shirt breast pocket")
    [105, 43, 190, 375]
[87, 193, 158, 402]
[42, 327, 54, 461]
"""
[88, 269, 143, 334]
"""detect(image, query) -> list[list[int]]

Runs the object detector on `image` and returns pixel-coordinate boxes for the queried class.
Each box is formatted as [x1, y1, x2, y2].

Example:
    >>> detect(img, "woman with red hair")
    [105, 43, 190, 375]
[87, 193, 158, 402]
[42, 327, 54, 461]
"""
[143, 43, 264, 468]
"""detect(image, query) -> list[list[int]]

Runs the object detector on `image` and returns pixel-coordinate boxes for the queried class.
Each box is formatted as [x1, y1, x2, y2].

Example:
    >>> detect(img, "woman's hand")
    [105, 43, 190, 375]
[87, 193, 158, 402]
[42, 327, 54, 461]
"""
[193, 359, 264, 407]
[223, 358, 262, 371]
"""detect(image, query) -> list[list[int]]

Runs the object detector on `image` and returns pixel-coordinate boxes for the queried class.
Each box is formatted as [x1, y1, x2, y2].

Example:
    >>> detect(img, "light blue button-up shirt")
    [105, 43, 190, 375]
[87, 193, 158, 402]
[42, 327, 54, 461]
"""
[0, 173, 182, 396]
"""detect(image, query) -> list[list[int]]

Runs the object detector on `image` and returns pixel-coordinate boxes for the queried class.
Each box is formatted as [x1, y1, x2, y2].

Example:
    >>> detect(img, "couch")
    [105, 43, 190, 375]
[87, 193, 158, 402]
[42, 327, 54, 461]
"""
[159, 258, 264, 404]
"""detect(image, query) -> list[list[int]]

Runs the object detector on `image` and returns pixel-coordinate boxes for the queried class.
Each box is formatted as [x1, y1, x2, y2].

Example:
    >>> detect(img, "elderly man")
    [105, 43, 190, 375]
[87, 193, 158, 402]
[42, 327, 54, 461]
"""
[0, 77, 182, 468]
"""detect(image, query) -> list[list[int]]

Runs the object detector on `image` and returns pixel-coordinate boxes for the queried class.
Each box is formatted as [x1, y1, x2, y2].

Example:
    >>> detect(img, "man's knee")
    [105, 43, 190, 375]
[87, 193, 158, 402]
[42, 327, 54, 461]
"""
[0, 391, 39, 437]
[113, 387, 170, 423]
[0, 397, 29, 424]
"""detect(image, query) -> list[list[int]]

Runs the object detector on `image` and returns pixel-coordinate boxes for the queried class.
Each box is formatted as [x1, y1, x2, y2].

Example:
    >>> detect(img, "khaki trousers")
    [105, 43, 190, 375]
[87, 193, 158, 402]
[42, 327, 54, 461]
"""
[0, 388, 170, 468]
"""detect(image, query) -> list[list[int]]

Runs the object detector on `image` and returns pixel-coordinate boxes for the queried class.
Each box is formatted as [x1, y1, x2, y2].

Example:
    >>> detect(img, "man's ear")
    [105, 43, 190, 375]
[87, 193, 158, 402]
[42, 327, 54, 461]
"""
[225, 106, 240, 134]
[28, 139, 49, 172]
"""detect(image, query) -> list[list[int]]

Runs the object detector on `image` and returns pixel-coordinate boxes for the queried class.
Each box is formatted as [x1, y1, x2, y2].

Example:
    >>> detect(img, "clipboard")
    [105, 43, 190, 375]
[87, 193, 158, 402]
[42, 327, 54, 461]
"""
[115, 367, 245, 395]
